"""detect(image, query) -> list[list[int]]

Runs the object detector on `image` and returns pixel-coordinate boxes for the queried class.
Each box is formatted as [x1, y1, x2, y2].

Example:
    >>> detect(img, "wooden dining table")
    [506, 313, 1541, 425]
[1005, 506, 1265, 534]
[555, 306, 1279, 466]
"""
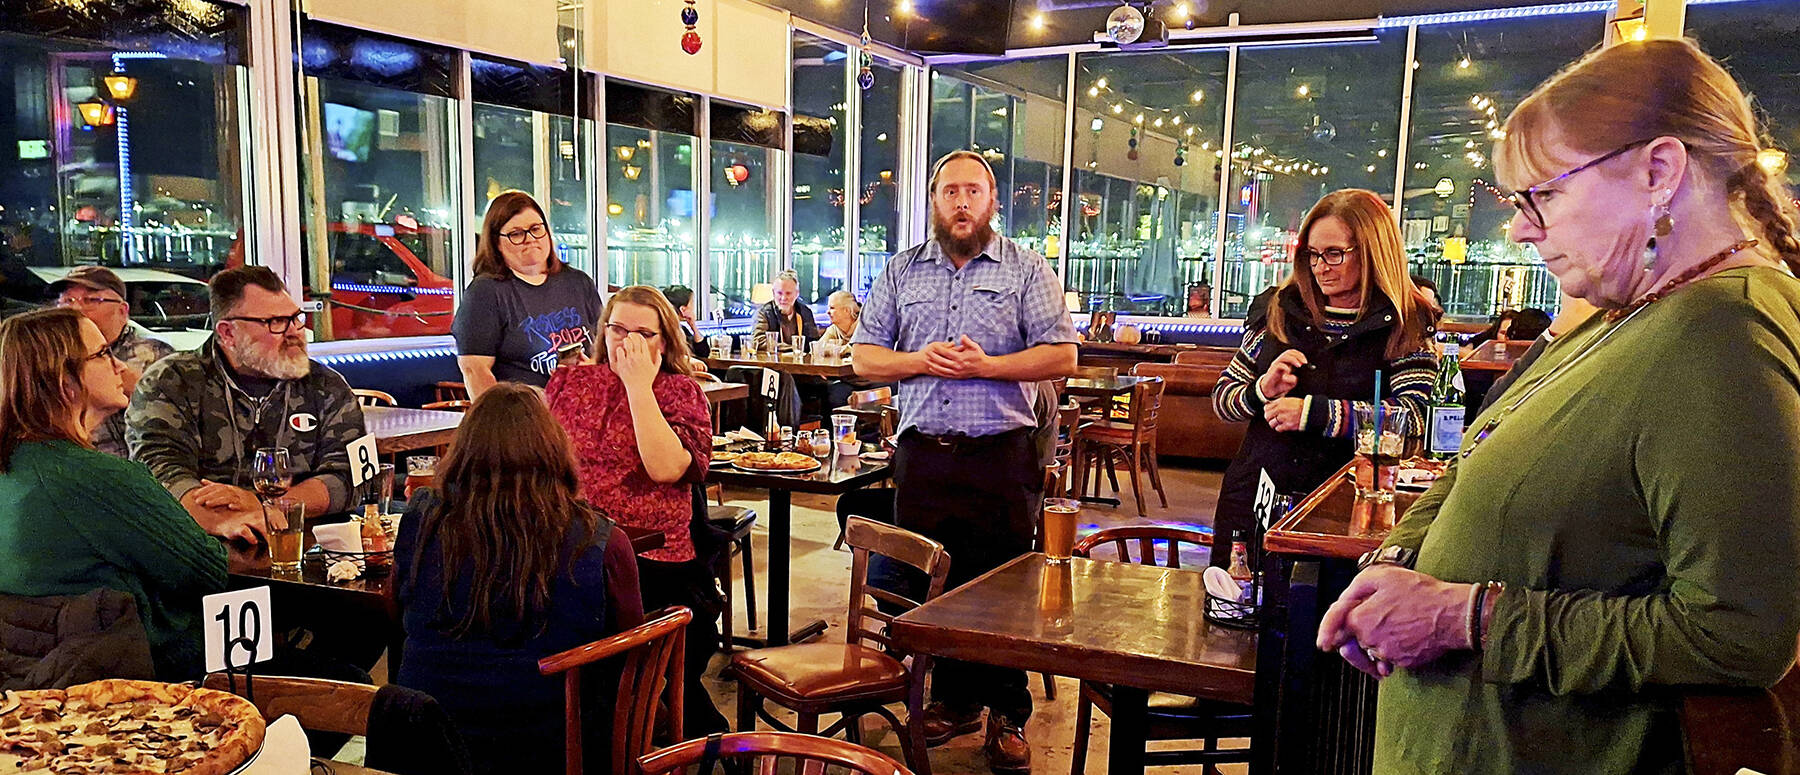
[890, 553, 1257, 774]
[1458, 339, 1533, 373]
[702, 351, 859, 378]
[362, 406, 465, 455]
[708, 449, 892, 646]
[1064, 374, 1156, 400]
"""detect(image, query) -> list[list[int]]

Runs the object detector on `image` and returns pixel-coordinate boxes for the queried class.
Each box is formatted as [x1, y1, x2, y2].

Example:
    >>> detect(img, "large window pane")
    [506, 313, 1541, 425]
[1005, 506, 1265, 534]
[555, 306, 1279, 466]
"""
[937, 58, 1069, 260]
[472, 105, 593, 276]
[1687, 1, 1800, 208]
[1220, 35, 1407, 318]
[856, 57, 906, 297]
[1402, 16, 1602, 318]
[471, 58, 593, 277]
[791, 31, 847, 313]
[1071, 50, 1227, 315]
[709, 102, 785, 318]
[604, 125, 697, 290]
[298, 24, 458, 341]
[0, 8, 248, 347]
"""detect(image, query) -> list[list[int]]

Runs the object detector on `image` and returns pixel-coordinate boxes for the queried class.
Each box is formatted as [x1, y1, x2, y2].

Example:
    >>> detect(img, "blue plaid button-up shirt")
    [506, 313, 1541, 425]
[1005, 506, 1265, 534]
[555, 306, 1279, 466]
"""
[852, 236, 1077, 437]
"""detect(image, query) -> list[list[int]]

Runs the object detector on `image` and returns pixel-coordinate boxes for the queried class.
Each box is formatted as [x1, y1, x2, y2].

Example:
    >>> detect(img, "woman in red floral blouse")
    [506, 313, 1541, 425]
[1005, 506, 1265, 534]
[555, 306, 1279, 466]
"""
[545, 284, 729, 735]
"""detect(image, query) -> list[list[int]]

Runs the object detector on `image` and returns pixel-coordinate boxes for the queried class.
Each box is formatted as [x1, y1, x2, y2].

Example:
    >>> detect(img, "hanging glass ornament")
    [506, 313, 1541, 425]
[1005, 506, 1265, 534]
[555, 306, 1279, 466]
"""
[858, 21, 874, 90]
[680, 0, 702, 55]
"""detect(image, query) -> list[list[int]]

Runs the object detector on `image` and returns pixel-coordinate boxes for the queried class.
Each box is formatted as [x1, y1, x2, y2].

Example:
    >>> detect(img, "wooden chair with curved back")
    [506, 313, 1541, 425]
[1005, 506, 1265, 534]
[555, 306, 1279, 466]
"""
[421, 399, 472, 413]
[201, 674, 474, 775]
[353, 389, 397, 407]
[728, 516, 949, 775]
[538, 605, 693, 775]
[202, 673, 375, 737]
[639, 730, 915, 775]
[1067, 526, 1252, 774]
[433, 381, 469, 403]
[1074, 373, 1168, 516]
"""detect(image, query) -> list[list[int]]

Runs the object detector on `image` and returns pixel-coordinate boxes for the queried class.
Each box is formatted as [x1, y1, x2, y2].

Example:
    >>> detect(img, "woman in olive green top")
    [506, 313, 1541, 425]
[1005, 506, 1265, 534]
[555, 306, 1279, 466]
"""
[0, 309, 226, 680]
[1318, 40, 1800, 774]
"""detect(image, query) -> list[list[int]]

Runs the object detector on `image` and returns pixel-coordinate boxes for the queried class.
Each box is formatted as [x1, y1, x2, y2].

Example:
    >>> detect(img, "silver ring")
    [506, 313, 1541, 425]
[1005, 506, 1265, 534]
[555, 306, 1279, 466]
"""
[1364, 646, 1386, 664]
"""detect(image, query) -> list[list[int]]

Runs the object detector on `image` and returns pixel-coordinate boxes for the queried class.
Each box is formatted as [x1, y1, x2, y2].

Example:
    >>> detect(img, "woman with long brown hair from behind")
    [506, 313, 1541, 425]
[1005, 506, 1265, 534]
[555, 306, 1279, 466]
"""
[395, 383, 644, 774]
[1209, 188, 1439, 565]
[0, 308, 225, 680]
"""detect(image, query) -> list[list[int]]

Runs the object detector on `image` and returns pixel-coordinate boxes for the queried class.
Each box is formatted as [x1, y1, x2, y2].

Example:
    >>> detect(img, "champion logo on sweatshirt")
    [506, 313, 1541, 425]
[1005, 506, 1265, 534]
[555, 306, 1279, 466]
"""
[288, 413, 318, 432]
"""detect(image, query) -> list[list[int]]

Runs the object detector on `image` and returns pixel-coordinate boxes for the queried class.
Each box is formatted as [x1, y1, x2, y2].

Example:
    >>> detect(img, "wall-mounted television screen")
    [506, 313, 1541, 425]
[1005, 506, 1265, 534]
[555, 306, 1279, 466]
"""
[323, 102, 376, 163]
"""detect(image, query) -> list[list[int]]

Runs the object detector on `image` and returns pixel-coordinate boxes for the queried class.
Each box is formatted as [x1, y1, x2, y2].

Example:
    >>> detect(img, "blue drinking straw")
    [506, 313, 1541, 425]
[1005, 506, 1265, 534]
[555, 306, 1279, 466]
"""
[1371, 369, 1385, 456]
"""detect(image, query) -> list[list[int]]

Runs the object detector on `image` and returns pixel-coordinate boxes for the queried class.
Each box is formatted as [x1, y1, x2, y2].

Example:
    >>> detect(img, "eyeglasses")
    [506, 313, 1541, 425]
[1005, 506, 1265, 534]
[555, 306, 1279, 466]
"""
[500, 223, 549, 245]
[604, 323, 660, 340]
[226, 312, 308, 335]
[1301, 246, 1357, 266]
[1509, 139, 1653, 229]
[57, 295, 125, 309]
[82, 342, 117, 368]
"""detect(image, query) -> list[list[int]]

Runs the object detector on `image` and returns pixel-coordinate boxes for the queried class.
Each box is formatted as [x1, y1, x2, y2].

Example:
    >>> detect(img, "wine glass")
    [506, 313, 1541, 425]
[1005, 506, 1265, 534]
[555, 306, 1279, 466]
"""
[252, 447, 292, 502]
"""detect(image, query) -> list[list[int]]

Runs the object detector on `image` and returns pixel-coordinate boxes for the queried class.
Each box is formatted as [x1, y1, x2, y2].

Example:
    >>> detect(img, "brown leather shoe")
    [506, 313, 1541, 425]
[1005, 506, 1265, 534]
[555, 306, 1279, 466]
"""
[921, 702, 983, 746]
[984, 714, 1031, 774]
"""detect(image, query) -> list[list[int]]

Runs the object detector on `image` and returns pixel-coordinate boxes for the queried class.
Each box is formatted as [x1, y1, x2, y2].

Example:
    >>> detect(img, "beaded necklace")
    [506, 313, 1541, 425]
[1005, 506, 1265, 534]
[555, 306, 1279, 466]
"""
[1461, 238, 1760, 460]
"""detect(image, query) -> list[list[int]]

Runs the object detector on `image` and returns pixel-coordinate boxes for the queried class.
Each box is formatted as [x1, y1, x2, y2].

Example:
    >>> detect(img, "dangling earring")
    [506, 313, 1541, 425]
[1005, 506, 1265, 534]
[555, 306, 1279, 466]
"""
[1644, 191, 1674, 274]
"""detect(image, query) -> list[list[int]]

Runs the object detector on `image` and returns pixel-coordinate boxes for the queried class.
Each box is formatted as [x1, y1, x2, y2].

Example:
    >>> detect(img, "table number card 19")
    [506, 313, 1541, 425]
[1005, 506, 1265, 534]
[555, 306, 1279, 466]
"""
[203, 587, 275, 674]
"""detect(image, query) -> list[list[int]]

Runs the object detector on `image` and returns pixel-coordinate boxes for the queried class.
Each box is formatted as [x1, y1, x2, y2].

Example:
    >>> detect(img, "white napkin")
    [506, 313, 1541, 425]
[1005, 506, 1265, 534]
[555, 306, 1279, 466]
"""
[314, 522, 363, 553]
[241, 714, 308, 775]
[727, 427, 764, 443]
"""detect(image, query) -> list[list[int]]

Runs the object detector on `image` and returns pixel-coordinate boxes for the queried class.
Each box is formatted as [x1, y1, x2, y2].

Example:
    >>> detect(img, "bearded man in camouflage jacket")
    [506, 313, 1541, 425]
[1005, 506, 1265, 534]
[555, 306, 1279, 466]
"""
[127, 267, 364, 544]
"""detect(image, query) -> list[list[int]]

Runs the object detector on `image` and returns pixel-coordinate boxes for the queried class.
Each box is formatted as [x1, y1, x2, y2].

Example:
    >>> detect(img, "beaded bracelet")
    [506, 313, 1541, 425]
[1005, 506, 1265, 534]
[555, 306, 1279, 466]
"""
[1470, 581, 1505, 651]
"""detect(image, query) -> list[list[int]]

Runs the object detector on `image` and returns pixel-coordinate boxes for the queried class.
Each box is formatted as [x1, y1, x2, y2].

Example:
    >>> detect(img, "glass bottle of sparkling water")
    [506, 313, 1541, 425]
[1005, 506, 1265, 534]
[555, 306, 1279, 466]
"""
[1428, 334, 1466, 459]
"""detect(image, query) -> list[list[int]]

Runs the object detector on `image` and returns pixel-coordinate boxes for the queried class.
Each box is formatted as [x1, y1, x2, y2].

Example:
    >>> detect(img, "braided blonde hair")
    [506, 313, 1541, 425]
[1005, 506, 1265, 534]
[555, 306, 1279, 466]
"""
[1497, 38, 1800, 273]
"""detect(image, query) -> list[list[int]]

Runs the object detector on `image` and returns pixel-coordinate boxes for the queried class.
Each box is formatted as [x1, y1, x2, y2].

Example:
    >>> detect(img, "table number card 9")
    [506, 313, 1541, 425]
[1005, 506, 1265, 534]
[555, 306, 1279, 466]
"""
[347, 433, 379, 487]
[203, 587, 274, 674]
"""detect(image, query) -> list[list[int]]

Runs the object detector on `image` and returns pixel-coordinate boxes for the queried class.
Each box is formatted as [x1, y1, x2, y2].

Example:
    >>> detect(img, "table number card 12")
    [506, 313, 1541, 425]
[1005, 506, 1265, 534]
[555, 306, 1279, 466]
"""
[203, 587, 275, 674]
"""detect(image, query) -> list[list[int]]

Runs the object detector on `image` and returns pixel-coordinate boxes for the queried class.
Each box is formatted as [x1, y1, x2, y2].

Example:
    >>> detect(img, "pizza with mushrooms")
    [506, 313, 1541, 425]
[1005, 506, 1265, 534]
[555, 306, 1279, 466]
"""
[0, 679, 265, 775]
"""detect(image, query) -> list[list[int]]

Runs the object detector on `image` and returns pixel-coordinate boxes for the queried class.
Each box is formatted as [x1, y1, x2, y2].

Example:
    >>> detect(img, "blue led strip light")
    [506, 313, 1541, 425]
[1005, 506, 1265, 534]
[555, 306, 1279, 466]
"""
[314, 346, 459, 367]
[110, 53, 166, 266]
[331, 283, 455, 296]
[1381, 0, 1756, 27]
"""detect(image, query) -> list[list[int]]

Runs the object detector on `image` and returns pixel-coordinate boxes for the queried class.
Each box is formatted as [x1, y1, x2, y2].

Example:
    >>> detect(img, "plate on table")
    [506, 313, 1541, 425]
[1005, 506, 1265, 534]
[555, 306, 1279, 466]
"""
[732, 451, 823, 474]
[711, 451, 744, 466]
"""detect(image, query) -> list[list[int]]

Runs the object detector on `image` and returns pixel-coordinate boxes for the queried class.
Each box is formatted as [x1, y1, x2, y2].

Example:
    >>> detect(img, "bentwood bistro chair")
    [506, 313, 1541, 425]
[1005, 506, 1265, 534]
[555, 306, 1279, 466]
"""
[728, 516, 949, 775]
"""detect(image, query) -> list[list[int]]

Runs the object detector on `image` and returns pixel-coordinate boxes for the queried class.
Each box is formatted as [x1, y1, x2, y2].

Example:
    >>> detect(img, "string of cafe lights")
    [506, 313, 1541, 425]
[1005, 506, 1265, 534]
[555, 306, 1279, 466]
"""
[1080, 67, 1336, 178]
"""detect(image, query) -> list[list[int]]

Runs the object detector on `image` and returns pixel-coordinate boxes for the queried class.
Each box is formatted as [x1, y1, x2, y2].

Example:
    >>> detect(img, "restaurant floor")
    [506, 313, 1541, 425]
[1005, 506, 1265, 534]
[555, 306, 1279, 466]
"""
[361, 459, 1240, 773]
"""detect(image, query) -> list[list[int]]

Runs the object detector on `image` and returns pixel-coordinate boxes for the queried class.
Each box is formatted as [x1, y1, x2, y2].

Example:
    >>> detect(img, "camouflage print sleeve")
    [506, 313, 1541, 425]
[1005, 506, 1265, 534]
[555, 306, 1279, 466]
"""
[126, 356, 205, 502]
[306, 367, 366, 514]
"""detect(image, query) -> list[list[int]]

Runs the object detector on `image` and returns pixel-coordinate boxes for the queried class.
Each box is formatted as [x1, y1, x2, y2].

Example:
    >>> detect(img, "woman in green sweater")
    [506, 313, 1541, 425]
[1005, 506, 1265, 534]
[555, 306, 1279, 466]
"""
[1317, 40, 1800, 774]
[0, 308, 226, 680]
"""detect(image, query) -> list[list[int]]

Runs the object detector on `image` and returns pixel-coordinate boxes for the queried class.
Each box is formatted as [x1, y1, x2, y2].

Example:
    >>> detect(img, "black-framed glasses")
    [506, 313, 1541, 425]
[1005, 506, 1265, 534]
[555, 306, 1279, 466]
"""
[1509, 139, 1653, 229]
[501, 223, 549, 245]
[604, 323, 660, 340]
[1301, 246, 1357, 266]
[82, 342, 116, 367]
[226, 312, 308, 335]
